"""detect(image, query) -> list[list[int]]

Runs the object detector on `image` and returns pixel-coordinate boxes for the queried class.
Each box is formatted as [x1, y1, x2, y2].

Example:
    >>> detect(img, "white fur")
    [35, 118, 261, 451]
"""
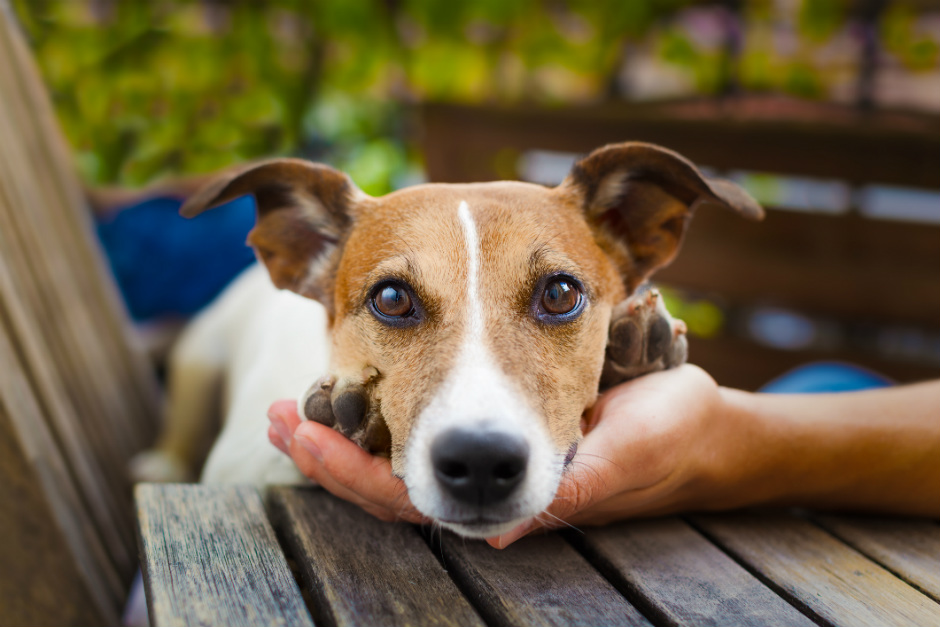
[458, 201, 483, 336]
[167, 265, 330, 485]
[594, 170, 628, 210]
[403, 201, 561, 538]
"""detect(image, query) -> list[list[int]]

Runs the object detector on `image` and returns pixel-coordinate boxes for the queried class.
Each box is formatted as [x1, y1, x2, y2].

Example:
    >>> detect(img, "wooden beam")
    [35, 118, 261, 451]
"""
[269, 487, 485, 627]
[135, 484, 314, 627]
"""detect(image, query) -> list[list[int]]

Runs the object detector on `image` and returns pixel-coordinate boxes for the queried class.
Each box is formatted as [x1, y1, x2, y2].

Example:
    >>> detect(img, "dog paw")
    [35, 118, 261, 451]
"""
[600, 286, 688, 390]
[301, 366, 391, 455]
[129, 449, 191, 483]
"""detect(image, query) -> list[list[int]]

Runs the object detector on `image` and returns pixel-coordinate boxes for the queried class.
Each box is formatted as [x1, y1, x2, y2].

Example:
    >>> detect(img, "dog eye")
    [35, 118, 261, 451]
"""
[372, 283, 414, 318]
[541, 277, 582, 315]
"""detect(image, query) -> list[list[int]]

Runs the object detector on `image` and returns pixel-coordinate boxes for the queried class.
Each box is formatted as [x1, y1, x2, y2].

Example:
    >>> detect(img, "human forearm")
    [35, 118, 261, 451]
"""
[720, 380, 940, 516]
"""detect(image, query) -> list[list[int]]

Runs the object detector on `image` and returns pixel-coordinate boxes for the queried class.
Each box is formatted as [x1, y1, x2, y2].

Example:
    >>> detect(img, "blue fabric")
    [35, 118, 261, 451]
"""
[760, 362, 893, 394]
[95, 195, 257, 321]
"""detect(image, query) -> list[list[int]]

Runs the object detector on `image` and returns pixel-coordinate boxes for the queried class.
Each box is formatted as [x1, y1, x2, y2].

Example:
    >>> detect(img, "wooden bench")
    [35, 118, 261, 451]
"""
[136, 484, 940, 627]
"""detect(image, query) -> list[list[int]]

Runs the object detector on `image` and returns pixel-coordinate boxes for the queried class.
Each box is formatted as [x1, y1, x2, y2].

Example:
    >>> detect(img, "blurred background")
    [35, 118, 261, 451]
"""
[10, 0, 940, 388]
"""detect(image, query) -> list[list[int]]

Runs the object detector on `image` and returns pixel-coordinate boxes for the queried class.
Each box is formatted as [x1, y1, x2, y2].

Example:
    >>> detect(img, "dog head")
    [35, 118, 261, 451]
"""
[182, 142, 762, 537]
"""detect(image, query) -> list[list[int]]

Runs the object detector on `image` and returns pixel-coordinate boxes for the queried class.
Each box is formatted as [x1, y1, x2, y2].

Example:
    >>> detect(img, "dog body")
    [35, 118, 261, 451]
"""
[134, 143, 762, 538]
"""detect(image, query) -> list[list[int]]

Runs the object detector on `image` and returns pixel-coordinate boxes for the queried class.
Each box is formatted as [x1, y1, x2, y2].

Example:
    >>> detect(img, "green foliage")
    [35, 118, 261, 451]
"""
[797, 0, 847, 43]
[882, 4, 940, 71]
[12, 0, 936, 189]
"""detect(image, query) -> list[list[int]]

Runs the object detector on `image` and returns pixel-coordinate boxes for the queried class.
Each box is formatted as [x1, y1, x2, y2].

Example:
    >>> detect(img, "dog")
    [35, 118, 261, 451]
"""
[131, 141, 763, 538]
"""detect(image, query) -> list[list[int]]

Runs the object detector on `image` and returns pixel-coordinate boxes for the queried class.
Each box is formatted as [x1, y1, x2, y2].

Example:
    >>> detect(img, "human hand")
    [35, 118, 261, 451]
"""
[487, 364, 750, 548]
[270, 367, 940, 544]
[267, 399, 429, 525]
[267, 364, 750, 547]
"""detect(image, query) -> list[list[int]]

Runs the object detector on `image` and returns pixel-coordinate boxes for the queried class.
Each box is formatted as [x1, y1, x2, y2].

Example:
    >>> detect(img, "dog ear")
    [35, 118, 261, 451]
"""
[181, 158, 365, 309]
[562, 142, 763, 288]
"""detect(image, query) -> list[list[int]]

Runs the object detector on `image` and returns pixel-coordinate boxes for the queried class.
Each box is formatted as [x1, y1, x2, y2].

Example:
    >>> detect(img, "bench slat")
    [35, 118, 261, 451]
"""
[814, 515, 940, 603]
[692, 513, 940, 627]
[135, 484, 314, 627]
[438, 530, 652, 627]
[570, 517, 815, 627]
[268, 487, 484, 627]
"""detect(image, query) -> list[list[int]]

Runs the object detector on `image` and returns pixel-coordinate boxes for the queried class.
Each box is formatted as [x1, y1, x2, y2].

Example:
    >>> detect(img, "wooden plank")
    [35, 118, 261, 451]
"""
[686, 336, 940, 392]
[420, 102, 940, 189]
[0, 7, 161, 442]
[0, 308, 122, 624]
[0, 233, 135, 577]
[135, 484, 314, 627]
[569, 517, 814, 626]
[438, 530, 652, 627]
[0, 110, 138, 571]
[657, 209, 940, 330]
[268, 487, 484, 627]
[0, 401, 108, 627]
[0, 15, 149, 456]
[692, 512, 940, 627]
[0, 8, 164, 596]
[814, 515, 940, 603]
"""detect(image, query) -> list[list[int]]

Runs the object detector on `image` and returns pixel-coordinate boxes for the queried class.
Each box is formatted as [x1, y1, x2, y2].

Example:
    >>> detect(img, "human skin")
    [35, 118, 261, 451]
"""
[266, 365, 940, 549]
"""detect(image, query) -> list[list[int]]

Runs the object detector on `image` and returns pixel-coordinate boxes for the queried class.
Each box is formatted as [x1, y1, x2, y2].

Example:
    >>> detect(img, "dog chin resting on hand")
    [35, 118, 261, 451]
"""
[131, 141, 763, 539]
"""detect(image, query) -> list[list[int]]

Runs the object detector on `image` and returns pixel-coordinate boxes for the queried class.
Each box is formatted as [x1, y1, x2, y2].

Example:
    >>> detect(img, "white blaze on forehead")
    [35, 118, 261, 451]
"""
[457, 200, 484, 339]
[438, 200, 522, 417]
[403, 199, 562, 536]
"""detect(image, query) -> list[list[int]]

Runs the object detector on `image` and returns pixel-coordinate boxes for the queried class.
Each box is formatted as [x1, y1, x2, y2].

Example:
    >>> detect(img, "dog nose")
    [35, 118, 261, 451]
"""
[431, 429, 529, 506]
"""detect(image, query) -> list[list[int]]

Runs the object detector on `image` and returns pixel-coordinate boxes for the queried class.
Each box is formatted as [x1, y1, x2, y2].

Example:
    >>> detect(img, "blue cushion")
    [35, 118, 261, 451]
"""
[95, 195, 257, 321]
[760, 362, 893, 394]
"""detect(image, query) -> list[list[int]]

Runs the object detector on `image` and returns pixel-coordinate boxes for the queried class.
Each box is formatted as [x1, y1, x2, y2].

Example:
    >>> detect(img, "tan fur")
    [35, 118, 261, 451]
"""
[324, 183, 630, 472]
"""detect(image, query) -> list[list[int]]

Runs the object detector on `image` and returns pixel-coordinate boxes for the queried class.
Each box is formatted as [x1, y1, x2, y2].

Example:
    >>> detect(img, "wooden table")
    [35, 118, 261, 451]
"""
[135, 484, 940, 627]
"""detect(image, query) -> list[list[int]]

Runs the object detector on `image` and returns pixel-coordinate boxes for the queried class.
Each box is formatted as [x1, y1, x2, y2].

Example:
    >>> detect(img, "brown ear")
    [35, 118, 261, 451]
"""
[181, 158, 365, 309]
[562, 142, 763, 289]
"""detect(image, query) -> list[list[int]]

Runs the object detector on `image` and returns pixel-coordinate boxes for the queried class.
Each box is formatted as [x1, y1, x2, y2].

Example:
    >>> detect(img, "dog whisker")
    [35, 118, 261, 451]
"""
[535, 511, 582, 535]
[571, 452, 629, 476]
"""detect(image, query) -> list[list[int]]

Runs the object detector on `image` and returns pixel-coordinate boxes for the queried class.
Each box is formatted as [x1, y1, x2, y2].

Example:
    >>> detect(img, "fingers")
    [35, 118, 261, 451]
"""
[268, 399, 300, 455]
[294, 420, 410, 505]
[270, 398, 303, 431]
[268, 400, 427, 525]
[268, 425, 289, 455]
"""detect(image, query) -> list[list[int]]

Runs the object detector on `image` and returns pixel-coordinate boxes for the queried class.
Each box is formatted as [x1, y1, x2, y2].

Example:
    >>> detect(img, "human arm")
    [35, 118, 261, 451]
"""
[266, 365, 940, 549]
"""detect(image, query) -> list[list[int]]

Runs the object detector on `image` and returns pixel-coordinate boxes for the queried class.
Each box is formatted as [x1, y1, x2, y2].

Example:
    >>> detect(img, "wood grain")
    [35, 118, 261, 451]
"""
[437, 530, 651, 627]
[692, 512, 940, 627]
[1, 4, 161, 440]
[656, 208, 940, 329]
[136, 484, 314, 627]
[0, 351, 112, 626]
[421, 101, 940, 189]
[0, 210, 135, 577]
[814, 515, 940, 603]
[570, 517, 814, 627]
[268, 487, 484, 627]
[0, 10, 166, 621]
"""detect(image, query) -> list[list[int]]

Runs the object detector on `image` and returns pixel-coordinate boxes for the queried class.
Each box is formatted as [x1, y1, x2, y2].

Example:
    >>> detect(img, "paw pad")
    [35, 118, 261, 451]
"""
[300, 366, 391, 455]
[600, 287, 688, 390]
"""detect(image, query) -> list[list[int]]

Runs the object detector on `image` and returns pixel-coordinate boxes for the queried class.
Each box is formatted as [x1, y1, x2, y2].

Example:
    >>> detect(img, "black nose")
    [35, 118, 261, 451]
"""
[431, 429, 529, 506]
